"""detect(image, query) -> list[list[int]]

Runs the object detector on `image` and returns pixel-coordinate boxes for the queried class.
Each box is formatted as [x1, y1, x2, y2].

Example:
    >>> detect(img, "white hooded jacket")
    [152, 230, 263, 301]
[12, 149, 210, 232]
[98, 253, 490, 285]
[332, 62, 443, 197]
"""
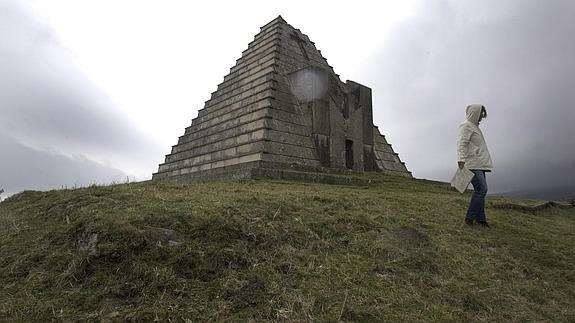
[457, 104, 493, 171]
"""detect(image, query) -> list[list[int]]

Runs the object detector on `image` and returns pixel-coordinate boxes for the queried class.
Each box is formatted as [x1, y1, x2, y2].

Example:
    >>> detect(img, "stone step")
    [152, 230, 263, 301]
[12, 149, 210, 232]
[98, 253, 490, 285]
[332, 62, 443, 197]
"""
[222, 49, 278, 85]
[190, 90, 274, 129]
[158, 141, 266, 173]
[202, 79, 275, 112]
[174, 119, 268, 155]
[181, 109, 268, 144]
[204, 72, 276, 108]
[229, 41, 279, 76]
[197, 100, 309, 137]
[210, 67, 277, 102]
[168, 128, 266, 163]
[156, 153, 264, 179]
[235, 32, 281, 66]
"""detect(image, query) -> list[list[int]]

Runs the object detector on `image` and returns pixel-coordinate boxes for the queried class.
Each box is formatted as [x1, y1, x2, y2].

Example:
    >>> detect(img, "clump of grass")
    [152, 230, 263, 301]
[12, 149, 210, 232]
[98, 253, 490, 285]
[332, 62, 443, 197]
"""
[0, 174, 573, 320]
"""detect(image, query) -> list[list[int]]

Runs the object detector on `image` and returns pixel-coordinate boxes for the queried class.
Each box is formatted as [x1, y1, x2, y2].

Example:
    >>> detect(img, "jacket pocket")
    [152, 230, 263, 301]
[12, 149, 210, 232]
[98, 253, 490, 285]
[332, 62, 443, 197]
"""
[468, 142, 480, 157]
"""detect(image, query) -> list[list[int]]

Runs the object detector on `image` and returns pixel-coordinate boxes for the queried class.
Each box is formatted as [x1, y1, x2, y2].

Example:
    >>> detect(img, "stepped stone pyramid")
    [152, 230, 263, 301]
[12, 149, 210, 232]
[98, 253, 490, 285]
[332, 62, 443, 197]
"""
[153, 16, 411, 182]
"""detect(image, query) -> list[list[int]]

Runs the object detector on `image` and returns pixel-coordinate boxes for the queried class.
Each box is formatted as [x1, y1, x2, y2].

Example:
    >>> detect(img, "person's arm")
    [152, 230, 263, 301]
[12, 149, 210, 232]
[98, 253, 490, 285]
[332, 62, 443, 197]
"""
[457, 124, 473, 168]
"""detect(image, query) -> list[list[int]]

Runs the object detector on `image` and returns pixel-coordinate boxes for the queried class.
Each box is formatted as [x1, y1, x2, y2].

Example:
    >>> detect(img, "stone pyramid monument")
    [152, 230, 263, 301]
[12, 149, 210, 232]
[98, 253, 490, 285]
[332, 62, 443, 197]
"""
[153, 16, 411, 182]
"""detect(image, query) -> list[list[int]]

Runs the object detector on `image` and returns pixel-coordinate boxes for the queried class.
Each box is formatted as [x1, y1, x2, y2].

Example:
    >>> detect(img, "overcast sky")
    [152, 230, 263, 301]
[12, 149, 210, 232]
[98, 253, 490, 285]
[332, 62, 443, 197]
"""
[1, 0, 573, 197]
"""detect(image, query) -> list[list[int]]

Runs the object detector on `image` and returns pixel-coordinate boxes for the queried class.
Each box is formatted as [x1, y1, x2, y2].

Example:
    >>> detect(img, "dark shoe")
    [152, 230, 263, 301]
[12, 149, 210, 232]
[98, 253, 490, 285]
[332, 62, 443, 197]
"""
[465, 218, 474, 226]
[477, 221, 490, 228]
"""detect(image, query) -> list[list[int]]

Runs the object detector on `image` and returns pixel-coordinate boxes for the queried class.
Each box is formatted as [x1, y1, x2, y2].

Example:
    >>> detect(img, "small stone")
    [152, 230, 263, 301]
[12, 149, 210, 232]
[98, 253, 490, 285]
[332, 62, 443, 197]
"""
[168, 240, 181, 246]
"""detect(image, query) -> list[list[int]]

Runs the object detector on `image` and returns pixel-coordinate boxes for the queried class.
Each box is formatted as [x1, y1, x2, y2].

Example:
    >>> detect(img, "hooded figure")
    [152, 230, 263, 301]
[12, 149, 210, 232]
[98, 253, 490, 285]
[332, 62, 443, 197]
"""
[457, 104, 493, 227]
[458, 104, 493, 170]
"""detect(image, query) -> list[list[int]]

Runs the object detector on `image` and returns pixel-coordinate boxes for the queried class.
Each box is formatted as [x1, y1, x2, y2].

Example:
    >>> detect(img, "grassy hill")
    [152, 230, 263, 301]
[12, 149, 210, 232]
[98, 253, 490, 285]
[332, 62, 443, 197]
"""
[1, 174, 574, 321]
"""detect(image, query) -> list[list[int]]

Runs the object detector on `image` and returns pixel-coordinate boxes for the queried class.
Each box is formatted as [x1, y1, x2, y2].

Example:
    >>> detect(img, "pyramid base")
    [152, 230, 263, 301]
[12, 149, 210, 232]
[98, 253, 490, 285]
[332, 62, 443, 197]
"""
[152, 161, 411, 185]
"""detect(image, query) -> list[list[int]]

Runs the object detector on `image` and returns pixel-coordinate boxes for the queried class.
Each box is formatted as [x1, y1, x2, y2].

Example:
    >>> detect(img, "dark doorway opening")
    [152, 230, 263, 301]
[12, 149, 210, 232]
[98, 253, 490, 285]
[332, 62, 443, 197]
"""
[345, 139, 354, 169]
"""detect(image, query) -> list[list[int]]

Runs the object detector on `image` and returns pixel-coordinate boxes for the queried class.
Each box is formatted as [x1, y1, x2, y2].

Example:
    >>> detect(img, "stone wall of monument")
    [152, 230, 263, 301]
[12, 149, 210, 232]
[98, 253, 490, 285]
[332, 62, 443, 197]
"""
[271, 20, 376, 172]
[373, 127, 412, 177]
[153, 16, 412, 181]
[153, 19, 285, 180]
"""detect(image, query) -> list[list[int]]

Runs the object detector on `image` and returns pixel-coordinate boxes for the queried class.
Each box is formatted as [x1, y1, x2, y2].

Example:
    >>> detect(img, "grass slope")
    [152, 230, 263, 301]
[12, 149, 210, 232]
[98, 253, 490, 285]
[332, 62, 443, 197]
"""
[0, 174, 574, 321]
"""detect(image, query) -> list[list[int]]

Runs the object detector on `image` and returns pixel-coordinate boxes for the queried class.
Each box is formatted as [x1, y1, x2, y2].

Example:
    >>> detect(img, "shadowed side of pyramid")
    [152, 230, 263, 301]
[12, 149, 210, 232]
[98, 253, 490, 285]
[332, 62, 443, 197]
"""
[152, 16, 411, 182]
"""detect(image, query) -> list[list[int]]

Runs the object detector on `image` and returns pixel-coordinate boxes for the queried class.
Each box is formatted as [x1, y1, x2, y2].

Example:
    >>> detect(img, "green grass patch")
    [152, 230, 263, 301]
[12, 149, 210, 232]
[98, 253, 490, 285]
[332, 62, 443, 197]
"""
[0, 174, 573, 320]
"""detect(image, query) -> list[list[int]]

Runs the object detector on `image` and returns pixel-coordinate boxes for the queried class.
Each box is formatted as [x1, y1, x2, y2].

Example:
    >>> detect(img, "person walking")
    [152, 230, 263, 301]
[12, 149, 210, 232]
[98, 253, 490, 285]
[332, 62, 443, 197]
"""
[457, 104, 493, 227]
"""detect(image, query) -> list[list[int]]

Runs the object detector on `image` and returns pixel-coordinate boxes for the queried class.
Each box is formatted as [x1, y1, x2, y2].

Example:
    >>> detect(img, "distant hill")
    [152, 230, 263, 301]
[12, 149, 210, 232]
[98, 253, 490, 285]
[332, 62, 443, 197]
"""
[495, 185, 575, 201]
[1, 174, 574, 321]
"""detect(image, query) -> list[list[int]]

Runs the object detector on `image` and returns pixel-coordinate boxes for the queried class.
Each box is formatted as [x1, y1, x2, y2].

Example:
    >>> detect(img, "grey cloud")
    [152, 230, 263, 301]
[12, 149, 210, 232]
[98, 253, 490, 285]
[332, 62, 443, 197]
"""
[0, 1, 163, 193]
[0, 130, 127, 198]
[0, 1, 163, 158]
[366, 0, 575, 194]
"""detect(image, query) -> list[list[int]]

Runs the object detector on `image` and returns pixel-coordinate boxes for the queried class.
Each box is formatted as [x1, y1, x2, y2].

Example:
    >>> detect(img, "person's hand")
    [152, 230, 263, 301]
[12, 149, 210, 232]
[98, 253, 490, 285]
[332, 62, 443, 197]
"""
[458, 161, 465, 169]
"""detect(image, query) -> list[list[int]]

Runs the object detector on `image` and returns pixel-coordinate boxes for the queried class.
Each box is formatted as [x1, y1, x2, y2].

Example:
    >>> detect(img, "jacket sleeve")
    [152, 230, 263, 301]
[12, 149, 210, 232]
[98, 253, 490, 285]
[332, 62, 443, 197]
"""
[457, 124, 473, 162]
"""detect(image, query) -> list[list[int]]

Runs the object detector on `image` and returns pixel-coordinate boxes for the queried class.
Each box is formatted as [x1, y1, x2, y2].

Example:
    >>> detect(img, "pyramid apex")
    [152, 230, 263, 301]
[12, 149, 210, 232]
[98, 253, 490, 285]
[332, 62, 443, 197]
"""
[260, 15, 287, 30]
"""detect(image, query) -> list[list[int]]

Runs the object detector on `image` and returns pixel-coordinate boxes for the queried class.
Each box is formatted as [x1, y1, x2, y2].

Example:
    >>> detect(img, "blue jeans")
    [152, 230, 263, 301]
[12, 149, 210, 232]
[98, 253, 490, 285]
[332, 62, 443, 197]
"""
[466, 170, 488, 222]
